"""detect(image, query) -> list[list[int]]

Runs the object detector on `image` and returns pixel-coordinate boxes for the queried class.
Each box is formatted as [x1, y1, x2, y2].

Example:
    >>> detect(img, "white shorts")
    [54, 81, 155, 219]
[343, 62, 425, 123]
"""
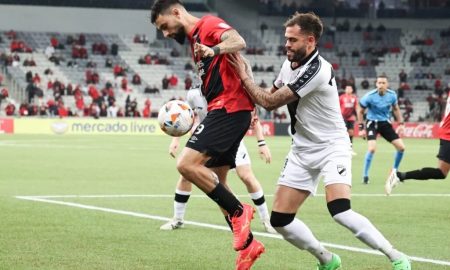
[235, 141, 251, 167]
[278, 144, 352, 195]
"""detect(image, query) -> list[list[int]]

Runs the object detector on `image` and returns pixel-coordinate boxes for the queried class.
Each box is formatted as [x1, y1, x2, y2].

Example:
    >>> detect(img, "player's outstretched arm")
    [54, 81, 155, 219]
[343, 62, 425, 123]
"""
[194, 29, 245, 58]
[253, 118, 271, 164]
[228, 53, 297, 111]
[169, 136, 180, 158]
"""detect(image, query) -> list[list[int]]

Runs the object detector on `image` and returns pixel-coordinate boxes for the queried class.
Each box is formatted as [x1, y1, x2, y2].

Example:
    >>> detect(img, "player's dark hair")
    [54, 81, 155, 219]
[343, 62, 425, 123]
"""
[284, 12, 323, 42]
[150, 0, 183, 23]
[377, 74, 389, 80]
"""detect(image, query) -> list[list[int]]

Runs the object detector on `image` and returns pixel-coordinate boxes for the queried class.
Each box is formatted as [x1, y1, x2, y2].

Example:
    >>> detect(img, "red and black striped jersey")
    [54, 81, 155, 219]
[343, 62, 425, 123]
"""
[187, 15, 254, 113]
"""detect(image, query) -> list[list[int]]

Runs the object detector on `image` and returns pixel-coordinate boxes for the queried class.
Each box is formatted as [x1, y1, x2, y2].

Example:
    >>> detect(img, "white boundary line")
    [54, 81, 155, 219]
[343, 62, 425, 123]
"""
[18, 193, 450, 199]
[15, 195, 450, 267]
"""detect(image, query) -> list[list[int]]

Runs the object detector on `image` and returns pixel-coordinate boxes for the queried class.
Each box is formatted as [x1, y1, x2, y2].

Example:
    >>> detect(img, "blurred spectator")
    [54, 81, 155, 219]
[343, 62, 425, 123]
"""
[111, 43, 119, 56]
[170, 48, 180, 57]
[5, 102, 15, 116]
[162, 75, 169, 90]
[184, 61, 193, 70]
[108, 101, 119, 117]
[144, 85, 160, 94]
[260, 21, 268, 38]
[273, 108, 286, 122]
[169, 74, 178, 88]
[132, 74, 142, 85]
[376, 23, 386, 32]
[259, 80, 267, 88]
[354, 23, 362, 32]
[184, 75, 192, 90]
[105, 57, 113, 68]
[351, 48, 360, 57]
[45, 45, 55, 59]
[398, 69, 407, 83]
[143, 98, 152, 118]
[0, 88, 8, 106]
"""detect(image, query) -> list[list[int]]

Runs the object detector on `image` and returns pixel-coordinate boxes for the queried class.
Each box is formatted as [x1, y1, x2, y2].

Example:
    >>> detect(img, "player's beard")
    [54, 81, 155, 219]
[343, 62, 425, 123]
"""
[171, 26, 186, 45]
[287, 44, 307, 63]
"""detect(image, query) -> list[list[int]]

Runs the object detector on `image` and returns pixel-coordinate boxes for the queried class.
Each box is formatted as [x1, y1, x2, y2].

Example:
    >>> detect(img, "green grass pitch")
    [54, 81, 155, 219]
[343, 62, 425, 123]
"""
[1, 134, 449, 269]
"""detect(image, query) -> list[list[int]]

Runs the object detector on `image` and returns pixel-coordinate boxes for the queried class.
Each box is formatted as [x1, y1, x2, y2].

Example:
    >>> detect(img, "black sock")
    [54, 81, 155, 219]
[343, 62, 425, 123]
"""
[252, 195, 265, 206]
[207, 183, 243, 216]
[174, 193, 190, 203]
[399, 168, 446, 180]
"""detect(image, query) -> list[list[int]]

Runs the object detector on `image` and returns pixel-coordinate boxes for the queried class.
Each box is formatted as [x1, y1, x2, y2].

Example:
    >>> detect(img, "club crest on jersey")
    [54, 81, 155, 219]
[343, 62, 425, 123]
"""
[337, 164, 347, 176]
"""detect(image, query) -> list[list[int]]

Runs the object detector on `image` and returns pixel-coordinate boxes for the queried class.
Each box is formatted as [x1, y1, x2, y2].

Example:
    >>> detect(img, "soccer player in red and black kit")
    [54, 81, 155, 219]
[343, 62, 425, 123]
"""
[339, 85, 358, 155]
[386, 91, 450, 194]
[151, 1, 264, 269]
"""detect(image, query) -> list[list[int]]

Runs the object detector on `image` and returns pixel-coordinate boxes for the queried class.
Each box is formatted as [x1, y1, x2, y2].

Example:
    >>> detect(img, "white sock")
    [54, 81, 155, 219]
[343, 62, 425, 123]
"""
[249, 190, 270, 220]
[333, 209, 404, 261]
[275, 218, 332, 264]
[174, 189, 191, 221]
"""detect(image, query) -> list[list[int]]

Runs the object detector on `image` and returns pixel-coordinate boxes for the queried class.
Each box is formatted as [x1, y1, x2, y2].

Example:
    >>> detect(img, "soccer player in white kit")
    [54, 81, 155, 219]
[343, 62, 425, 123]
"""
[160, 87, 276, 234]
[228, 12, 411, 270]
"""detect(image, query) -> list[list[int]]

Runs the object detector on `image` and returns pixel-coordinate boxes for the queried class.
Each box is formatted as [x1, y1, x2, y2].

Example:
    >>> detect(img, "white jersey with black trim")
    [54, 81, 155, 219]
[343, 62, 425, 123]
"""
[273, 49, 349, 150]
[186, 88, 208, 122]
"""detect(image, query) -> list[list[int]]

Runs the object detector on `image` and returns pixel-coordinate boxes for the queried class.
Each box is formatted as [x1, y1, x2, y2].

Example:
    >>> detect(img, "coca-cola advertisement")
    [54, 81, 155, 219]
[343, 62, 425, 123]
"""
[354, 122, 440, 139]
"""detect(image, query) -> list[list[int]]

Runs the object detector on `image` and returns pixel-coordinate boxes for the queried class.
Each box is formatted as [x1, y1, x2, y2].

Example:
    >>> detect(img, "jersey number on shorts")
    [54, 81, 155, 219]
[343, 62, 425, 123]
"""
[194, 124, 205, 135]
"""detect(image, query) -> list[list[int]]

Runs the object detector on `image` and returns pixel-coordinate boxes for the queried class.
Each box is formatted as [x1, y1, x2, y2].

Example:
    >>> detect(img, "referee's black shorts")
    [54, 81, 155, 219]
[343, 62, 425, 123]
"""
[365, 120, 399, 142]
[186, 108, 251, 168]
[437, 139, 450, 164]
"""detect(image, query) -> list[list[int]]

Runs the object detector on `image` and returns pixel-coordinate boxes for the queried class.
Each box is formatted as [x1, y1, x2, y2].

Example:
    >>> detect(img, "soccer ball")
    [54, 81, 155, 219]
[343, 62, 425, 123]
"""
[158, 100, 195, 137]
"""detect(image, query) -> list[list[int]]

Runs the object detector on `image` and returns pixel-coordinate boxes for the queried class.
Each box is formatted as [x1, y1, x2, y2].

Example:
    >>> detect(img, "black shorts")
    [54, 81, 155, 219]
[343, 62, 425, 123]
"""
[186, 108, 251, 168]
[437, 139, 450, 164]
[345, 120, 355, 130]
[365, 120, 399, 142]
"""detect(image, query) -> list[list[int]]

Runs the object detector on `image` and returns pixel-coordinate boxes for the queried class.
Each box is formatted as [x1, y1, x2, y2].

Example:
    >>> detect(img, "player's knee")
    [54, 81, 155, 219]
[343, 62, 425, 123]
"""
[270, 211, 295, 228]
[176, 158, 192, 176]
[327, 198, 351, 218]
[238, 172, 254, 185]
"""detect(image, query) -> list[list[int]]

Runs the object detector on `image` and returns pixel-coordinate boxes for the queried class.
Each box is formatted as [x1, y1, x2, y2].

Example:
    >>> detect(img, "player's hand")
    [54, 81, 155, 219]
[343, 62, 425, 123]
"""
[249, 111, 258, 129]
[169, 139, 179, 158]
[359, 129, 367, 140]
[227, 53, 247, 79]
[259, 145, 272, 164]
[194, 42, 214, 58]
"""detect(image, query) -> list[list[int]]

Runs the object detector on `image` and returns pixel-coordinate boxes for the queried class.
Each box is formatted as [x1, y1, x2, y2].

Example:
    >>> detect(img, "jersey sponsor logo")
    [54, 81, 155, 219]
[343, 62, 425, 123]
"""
[337, 164, 347, 176]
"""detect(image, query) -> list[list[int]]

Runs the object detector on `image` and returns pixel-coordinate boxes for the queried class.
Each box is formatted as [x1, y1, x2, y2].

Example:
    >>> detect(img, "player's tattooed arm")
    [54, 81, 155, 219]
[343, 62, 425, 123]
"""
[228, 53, 296, 110]
[194, 29, 245, 58]
[216, 29, 246, 54]
[242, 80, 297, 111]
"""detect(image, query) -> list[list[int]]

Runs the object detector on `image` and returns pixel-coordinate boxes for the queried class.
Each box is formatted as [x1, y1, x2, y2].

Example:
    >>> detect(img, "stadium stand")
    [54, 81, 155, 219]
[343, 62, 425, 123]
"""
[0, 1, 449, 121]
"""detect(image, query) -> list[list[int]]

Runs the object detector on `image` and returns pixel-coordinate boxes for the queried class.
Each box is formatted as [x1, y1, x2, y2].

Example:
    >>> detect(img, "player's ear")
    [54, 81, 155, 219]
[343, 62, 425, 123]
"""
[172, 7, 181, 18]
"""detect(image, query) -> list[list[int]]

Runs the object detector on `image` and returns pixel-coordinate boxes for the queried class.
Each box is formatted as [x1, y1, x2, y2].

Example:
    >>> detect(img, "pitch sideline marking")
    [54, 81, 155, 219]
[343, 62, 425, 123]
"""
[15, 195, 450, 267]
[18, 193, 450, 199]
